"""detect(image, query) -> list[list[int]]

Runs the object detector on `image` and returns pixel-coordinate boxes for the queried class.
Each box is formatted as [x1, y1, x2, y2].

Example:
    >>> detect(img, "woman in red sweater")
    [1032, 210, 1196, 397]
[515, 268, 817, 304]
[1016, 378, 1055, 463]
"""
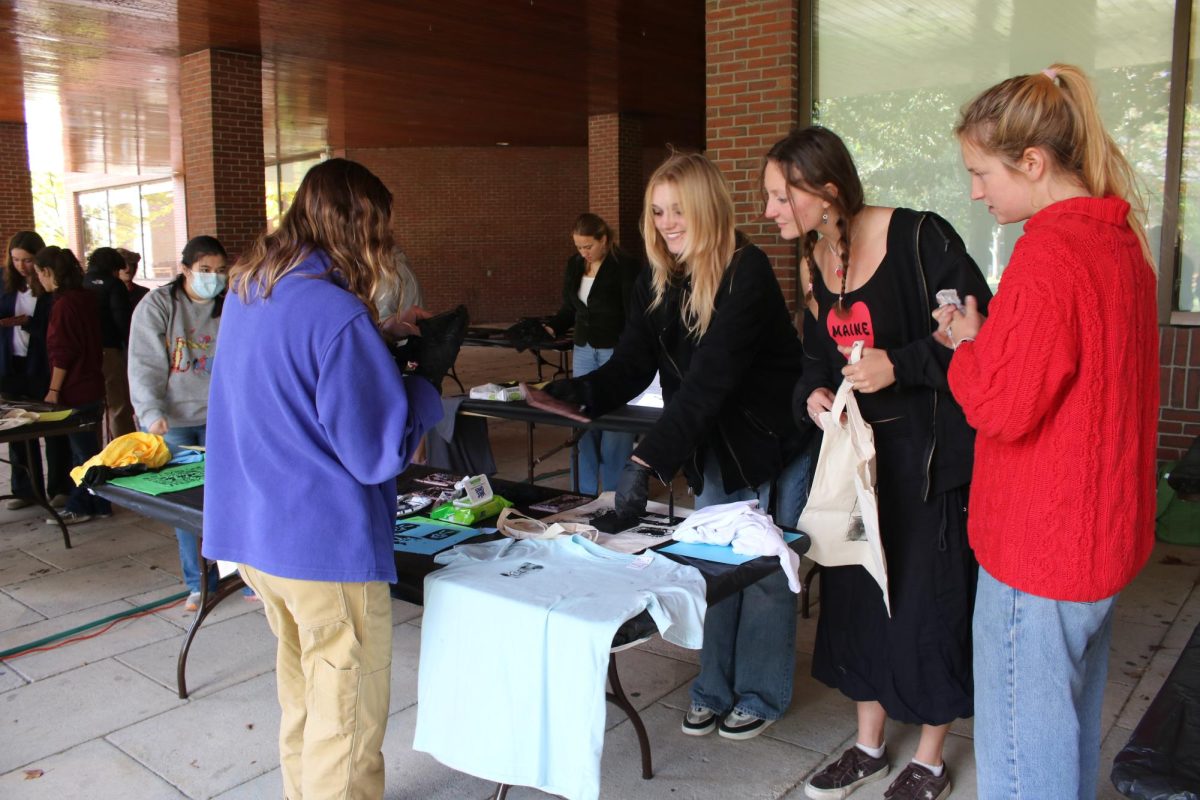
[937, 64, 1157, 800]
[33, 247, 112, 524]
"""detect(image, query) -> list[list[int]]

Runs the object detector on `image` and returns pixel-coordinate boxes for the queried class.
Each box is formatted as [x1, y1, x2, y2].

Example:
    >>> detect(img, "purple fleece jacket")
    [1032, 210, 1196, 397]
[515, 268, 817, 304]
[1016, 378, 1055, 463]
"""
[202, 252, 442, 582]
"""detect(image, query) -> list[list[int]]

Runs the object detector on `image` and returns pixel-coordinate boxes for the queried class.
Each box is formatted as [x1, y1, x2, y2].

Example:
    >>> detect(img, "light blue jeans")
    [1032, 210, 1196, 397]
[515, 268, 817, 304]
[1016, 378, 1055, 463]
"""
[156, 425, 217, 595]
[572, 344, 636, 494]
[689, 445, 816, 721]
[973, 567, 1117, 800]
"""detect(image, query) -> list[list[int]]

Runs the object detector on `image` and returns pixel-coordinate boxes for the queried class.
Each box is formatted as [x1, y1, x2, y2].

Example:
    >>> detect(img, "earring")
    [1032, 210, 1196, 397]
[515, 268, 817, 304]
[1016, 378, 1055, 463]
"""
[821, 210, 829, 225]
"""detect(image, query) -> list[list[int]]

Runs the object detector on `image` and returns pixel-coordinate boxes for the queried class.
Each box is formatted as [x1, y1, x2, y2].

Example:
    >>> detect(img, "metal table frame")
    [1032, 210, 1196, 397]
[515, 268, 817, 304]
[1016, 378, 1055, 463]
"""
[0, 402, 103, 549]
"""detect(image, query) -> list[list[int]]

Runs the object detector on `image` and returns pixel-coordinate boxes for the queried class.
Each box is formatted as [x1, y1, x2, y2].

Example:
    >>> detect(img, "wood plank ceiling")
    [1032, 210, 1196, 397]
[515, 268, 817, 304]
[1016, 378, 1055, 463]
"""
[1, 0, 705, 173]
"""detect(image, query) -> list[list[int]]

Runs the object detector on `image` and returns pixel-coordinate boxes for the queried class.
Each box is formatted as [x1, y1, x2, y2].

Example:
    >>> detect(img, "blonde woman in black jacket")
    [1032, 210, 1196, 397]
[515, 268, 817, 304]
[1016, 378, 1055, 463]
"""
[528, 152, 814, 741]
[544, 213, 641, 493]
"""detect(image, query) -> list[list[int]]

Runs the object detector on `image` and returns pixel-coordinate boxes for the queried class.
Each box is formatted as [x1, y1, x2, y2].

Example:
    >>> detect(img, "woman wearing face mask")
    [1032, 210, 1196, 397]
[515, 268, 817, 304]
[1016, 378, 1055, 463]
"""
[543, 213, 642, 493]
[126, 235, 228, 610]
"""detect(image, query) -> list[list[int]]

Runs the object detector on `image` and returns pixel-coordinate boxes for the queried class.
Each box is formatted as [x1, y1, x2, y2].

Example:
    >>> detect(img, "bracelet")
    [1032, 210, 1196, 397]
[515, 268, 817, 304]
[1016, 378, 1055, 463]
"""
[48, 387, 60, 393]
[952, 336, 975, 351]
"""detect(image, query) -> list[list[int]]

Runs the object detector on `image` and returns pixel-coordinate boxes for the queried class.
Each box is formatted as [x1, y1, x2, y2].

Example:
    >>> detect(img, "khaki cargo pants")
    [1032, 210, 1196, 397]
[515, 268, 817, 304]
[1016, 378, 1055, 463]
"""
[239, 565, 392, 800]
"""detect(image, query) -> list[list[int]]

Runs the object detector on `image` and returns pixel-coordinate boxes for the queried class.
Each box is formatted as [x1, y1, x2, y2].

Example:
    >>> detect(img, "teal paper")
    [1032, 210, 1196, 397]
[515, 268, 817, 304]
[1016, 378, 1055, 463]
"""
[659, 531, 801, 565]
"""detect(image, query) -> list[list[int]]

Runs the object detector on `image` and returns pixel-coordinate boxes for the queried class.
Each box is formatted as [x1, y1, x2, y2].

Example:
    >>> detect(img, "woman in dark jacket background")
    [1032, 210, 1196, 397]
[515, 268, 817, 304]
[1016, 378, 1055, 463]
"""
[544, 213, 642, 493]
[84, 247, 134, 438]
[34, 247, 111, 524]
[528, 152, 815, 741]
[0, 231, 71, 509]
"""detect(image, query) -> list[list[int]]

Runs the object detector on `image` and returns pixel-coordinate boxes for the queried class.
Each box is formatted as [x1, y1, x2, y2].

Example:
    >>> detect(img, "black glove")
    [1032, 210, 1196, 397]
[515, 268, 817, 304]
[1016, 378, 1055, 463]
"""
[542, 379, 585, 407]
[590, 462, 651, 533]
[614, 461, 651, 517]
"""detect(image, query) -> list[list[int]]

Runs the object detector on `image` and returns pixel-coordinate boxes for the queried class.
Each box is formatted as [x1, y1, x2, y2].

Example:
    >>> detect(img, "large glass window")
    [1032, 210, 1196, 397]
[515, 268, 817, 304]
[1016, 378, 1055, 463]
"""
[266, 155, 322, 230]
[77, 179, 176, 279]
[814, 1, 1174, 290]
[1177, 2, 1200, 313]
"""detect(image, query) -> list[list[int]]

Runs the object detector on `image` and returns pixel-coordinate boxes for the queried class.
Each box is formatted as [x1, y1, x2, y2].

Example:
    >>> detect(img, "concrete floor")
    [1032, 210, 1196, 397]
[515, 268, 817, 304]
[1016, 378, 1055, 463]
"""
[0, 344, 1196, 799]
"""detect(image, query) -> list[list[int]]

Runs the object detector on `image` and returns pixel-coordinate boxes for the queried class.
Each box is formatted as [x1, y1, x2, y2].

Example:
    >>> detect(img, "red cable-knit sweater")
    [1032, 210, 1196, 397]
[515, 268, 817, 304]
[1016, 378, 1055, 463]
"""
[948, 196, 1157, 602]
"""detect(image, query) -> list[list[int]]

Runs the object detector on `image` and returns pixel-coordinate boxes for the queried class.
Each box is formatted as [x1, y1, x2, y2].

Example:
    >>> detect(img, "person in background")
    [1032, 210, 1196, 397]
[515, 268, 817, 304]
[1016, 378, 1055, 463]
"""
[127, 235, 229, 612]
[766, 127, 990, 800]
[527, 151, 811, 741]
[84, 247, 134, 438]
[543, 213, 642, 493]
[32, 246, 111, 525]
[0, 231, 72, 511]
[940, 63, 1158, 800]
[202, 158, 442, 799]
[115, 248, 150, 311]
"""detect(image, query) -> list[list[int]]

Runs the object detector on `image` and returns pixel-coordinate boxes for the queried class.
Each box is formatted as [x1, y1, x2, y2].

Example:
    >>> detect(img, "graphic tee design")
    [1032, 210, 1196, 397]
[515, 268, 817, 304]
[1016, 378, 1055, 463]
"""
[826, 300, 874, 350]
[414, 536, 706, 800]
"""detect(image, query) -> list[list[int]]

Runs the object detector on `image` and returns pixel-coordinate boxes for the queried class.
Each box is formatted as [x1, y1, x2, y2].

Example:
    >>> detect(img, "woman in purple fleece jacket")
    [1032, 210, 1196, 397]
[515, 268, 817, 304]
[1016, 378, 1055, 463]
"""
[202, 158, 441, 800]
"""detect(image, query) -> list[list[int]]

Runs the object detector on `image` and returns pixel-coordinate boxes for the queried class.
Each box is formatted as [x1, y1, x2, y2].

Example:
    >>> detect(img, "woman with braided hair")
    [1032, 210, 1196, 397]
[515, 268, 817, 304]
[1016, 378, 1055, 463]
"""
[764, 126, 990, 800]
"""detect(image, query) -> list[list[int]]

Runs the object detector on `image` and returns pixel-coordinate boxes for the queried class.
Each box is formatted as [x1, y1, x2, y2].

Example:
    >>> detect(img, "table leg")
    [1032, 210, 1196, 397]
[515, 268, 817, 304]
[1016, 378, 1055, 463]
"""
[22, 439, 70, 549]
[607, 653, 654, 780]
[526, 421, 535, 482]
[176, 556, 246, 699]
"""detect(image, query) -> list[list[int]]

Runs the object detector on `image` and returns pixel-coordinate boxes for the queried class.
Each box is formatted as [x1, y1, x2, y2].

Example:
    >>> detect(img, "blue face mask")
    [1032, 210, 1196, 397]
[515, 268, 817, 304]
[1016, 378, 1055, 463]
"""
[190, 272, 226, 300]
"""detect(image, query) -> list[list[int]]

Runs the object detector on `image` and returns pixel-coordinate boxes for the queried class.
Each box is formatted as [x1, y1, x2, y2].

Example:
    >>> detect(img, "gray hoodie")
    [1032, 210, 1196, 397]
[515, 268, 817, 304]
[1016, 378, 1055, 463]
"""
[127, 282, 221, 430]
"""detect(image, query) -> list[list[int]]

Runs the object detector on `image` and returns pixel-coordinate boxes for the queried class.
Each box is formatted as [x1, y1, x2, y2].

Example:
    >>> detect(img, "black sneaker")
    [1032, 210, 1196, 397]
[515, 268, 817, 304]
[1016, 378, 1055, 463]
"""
[805, 745, 889, 799]
[681, 704, 717, 736]
[718, 709, 774, 740]
[883, 762, 951, 800]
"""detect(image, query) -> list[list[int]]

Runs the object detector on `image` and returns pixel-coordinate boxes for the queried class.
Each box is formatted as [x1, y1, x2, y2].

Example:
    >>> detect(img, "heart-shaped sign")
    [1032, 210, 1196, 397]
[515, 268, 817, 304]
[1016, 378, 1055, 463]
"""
[826, 301, 874, 350]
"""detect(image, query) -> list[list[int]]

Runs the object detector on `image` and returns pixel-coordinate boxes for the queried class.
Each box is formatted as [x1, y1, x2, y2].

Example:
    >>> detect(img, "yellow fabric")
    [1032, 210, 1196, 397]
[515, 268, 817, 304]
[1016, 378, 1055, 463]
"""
[69, 432, 171, 485]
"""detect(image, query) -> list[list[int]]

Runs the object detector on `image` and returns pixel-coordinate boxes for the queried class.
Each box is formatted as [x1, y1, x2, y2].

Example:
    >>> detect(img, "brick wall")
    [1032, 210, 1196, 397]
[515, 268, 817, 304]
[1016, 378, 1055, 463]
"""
[1160, 325, 1200, 463]
[588, 114, 644, 252]
[0, 123, 34, 238]
[705, 0, 801, 306]
[180, 50, 266, 262]
[347, 146, 586, 323]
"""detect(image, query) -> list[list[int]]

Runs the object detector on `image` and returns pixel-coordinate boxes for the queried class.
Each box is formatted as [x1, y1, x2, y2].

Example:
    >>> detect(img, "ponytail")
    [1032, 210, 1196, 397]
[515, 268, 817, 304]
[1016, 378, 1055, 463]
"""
[956, 63, 1152, 267]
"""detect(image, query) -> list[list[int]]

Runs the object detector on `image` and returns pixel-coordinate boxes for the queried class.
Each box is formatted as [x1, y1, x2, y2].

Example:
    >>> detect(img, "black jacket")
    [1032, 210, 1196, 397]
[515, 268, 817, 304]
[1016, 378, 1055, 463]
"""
[84, 271, 132, 349]
[568, 240, 808, 495]
[797, 208, 993, 498]
[545, 250, 642, 349]
[0, 290, 53, 396]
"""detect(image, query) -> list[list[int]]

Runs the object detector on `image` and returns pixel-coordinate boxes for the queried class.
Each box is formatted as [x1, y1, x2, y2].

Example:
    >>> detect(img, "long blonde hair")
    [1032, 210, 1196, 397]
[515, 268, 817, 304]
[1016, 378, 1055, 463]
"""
[230, 158, 400, 318]
[956, 63, 1152, 266]
[641, 151, 736, 338]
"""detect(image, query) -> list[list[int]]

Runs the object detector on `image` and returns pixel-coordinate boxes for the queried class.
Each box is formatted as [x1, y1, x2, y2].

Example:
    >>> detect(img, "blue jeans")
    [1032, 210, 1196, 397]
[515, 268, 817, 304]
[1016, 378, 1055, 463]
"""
[64, 404, 112, 516]
[973, 567, 1116, 800]
[572, 345, 635, 494]
[158, 425, 217, 594]
[689, 445, 816, 720]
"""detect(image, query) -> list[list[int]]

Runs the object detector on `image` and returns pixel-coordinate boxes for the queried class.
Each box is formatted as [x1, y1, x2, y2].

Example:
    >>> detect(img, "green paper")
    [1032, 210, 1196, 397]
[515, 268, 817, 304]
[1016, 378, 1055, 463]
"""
[108, 462, 206, 495]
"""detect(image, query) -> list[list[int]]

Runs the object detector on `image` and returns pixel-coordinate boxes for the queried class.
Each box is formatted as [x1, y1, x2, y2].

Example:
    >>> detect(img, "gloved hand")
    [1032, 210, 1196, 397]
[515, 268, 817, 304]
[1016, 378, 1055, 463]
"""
[614, 460, 651, 518]
[542, 379, 585, 406]
[590, 460, 652, 534]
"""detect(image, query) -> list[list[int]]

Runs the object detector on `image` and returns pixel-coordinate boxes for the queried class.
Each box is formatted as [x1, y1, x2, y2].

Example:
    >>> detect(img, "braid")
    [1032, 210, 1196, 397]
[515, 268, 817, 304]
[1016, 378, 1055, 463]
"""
[834, 213, 852, 316]
[800, 229, 818, 304]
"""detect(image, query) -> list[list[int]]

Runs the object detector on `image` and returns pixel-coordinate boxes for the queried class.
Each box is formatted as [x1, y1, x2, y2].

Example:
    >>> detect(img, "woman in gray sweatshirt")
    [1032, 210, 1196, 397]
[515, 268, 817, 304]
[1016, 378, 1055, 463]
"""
[127, 235, 228, 610]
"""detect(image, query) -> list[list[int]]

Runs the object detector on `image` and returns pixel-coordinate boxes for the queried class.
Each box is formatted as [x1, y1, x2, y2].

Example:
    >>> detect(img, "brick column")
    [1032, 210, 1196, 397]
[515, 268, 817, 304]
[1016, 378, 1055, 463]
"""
[588, 113, 643, 252]
[0, 123, 34, 236]
[706, 0, 802, 307]
[180, 50, 266, 261]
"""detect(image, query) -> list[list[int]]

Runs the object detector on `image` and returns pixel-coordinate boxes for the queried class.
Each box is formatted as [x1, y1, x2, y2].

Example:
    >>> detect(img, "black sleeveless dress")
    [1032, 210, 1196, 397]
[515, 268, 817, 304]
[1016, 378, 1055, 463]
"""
[808, 212, 977, 725]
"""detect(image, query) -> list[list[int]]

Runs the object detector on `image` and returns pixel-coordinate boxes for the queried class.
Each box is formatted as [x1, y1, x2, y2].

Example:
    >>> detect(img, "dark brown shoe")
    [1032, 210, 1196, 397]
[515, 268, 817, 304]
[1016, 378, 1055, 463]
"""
[805, 746, 889, 799]
[883, 762, 951, 800]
